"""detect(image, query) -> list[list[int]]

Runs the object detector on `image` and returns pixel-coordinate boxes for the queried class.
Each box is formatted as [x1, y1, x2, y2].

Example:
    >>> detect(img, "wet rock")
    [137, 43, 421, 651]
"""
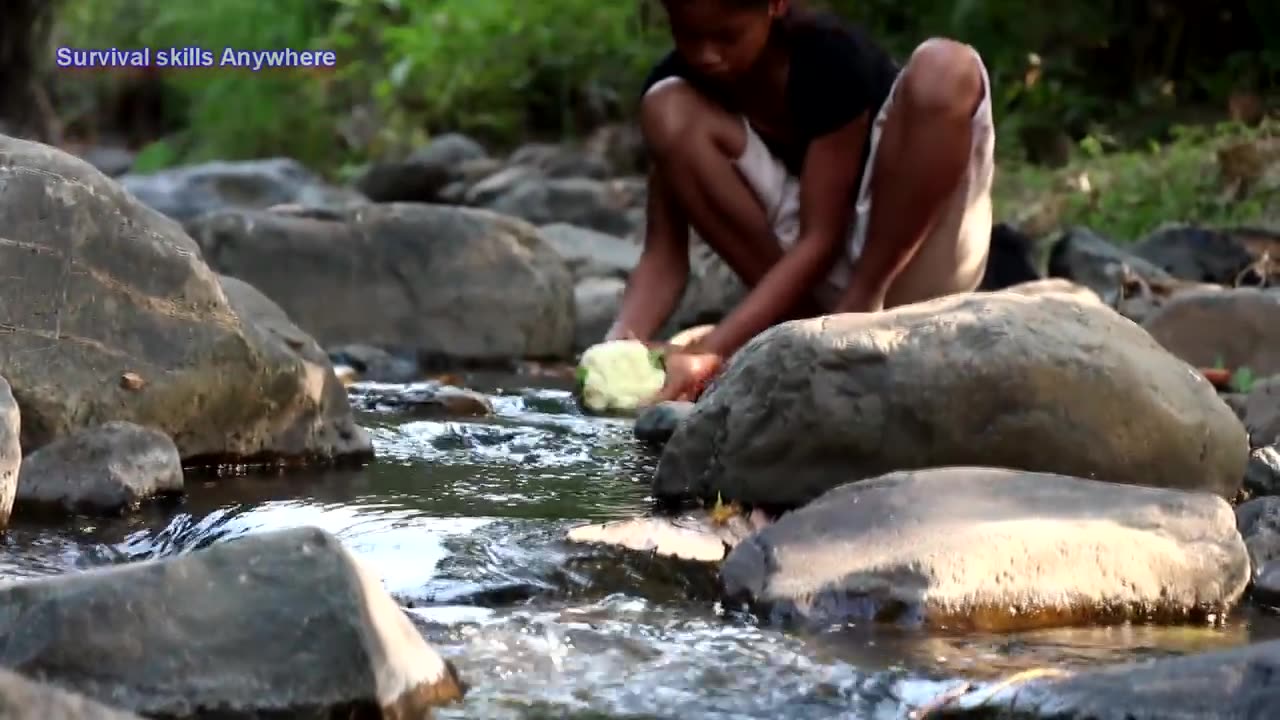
[1142, 288, 1280, 379]
[722, 466, 1249, 630]
[328, 344, 421, 384]
[567, 510, 766, 563]
[935, 638, 1280, 719]
[353, 383, 494, 419]
[0, 378, 17, 528]
[354, 132, 489, 203]
[1046, 226, 1213, 322]
[573, 277, 626, 351]
[634, 401, 695, 446]
[0, 134, 370, 464]
[15, 421, 182, 516]
[1254, 562, 1280, 605]
[1244, 375, 1279, 448]
[189, 202, 575, 363]
[540, 222, 641, 280]
[977, 222, 1043, 291]
[1245, 445, 1280, 498]
[0, 526, 465, 717]
[1235, 496, 1280, 571]
[1131, 224, 1261, 285]
[655, 290, 1247, 507]
[118, 157, 366, 224]
[478, 175, 634, 237]
[0, 668, 145, 719]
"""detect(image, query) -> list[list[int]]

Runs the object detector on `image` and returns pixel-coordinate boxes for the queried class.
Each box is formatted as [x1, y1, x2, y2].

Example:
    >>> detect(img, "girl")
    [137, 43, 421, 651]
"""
[606, 0, 995, 402]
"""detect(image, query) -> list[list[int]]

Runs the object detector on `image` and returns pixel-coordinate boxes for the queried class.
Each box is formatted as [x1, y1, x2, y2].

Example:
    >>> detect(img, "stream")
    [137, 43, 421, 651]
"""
[1, 374, 1278, 719]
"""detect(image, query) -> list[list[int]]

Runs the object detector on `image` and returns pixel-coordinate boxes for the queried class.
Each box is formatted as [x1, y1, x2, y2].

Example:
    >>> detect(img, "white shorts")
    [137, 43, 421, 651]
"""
[732, 41, 996, 308]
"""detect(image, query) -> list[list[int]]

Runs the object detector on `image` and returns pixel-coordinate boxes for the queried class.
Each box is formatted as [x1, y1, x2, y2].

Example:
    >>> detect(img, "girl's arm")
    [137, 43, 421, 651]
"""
[605, 167, 691, 343]
[685, 113, 871, 358]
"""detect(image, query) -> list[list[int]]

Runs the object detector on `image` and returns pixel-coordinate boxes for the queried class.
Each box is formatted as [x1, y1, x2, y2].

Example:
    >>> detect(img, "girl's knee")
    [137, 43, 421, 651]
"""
[899, 39, 984, 118]
[641, 79, 741, 159]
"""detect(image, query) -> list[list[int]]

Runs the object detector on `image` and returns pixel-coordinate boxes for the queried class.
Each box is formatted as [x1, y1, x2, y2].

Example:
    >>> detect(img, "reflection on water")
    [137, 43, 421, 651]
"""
[0, 382, 1277, 718]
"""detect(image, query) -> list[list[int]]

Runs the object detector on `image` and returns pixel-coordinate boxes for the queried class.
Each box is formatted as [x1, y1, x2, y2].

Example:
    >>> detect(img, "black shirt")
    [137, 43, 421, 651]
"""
[641, 11, 900, 184]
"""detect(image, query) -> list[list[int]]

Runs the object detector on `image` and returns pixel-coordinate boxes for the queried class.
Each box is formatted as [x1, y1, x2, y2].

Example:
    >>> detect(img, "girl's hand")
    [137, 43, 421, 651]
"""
[648, 350, 723, 404]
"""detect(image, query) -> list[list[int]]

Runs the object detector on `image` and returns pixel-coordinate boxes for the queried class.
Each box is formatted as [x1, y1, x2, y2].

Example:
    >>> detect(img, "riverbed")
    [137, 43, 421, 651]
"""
[2, 376, 1278, 719]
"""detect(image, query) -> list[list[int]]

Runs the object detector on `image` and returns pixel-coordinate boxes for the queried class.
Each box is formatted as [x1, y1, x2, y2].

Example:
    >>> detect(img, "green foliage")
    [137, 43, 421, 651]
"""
[50, 0, 1278, 183]
[55, 0, 339, 169]
[993, 118, 1279, 242]
[327, 0, 665, 153]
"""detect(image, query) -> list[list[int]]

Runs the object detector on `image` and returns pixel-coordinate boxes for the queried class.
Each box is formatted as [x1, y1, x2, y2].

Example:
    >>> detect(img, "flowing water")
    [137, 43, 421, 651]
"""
[2, 374, 1278, 718]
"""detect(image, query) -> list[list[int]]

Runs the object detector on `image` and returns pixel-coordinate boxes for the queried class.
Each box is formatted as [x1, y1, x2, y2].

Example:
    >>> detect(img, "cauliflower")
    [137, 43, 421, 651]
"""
[576, 339, 666, 414]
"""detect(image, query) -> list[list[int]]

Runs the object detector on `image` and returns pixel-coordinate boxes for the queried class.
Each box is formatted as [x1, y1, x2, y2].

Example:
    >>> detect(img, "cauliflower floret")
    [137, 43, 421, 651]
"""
[576, 339, 666, 414]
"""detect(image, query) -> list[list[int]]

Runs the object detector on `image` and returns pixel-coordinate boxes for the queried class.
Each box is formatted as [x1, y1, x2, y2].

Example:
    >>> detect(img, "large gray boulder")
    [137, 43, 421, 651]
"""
[722, 466, 1250, 630]
[0, 526, 465, 717]
[655, 289, 1249, 507]
[188, 203, 575, 362]
[0, 134, 370, 463]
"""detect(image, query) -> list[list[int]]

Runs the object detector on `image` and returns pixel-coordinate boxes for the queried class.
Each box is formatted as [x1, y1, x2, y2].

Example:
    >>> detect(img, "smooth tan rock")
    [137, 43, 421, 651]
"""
[1244, 375, 1279, 448]
[0, 378, 17, 528]
[1142, 287, 1280, 378]
[567, 511, 766, 563]
[655, 290, 1248, 507]
[721, 466, 1250, 631]
[0, 668, 144, 719]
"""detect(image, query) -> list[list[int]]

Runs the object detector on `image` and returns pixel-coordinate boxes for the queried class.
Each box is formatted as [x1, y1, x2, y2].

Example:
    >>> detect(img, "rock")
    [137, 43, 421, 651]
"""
[508, 142, 610, 179]
[583, 122, 647, 176]
[217, 275, 373, 458]
[654, 289, 1248, 507]
[15, 421, 182, 516]
[1244, 375, 1279, 448]
[354, 132, 490, 203]
[934, 638, 1280, 719]
[0, 669, 145, 719]
[76, 145, 134, 177]
[1142, 288, 1280, 379]
[1223, 392, 1251, 422]
[1235, 496, 1280, 572]
[352, 383, 494, 419]
[1130, 224, 1260, 285]
[118, 157, 366, 224]
[0, 526, 465, 717]
[634, 401, 695, 446]
[1001, 277, 1104, 304]
[327, 344, 421, 384]
[1245, 445, 1280, 498]
[722, 466, 1250, 630]
[1046, 226, 1212, 322]
[0, 134, 371, 464]
[977, 222, 1043, 291]
[1254, 561, 1280, 605]
[462, 165, 542, 206]
[0, 378, 18, 528]
[573, 277, 626, 351]
[567, 510, 766, 563]
[539, 223, 641, 280]
[478, 176, 633, 237]
[568, 515, 743, 563]
[189, 202, 575, 362]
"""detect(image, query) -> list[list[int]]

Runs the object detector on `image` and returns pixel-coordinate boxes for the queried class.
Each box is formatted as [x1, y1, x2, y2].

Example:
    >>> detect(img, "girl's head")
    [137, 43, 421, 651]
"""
[658, 0, 791, 82]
